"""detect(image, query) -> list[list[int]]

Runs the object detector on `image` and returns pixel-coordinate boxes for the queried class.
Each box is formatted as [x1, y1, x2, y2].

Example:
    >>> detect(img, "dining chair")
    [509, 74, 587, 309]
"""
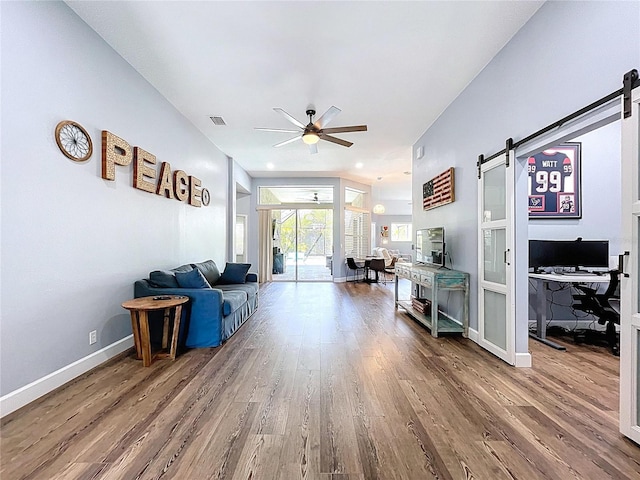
[346, 257, 365, 282]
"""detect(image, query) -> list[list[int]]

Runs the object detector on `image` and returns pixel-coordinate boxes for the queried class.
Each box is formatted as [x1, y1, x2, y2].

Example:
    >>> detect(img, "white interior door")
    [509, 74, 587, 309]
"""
[620, 86, 640, 443]
[478, 152, 516, 364]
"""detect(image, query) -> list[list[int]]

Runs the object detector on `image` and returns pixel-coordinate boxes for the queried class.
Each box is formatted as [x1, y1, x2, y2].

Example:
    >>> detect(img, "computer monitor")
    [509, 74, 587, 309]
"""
[529, 239, 609, 272]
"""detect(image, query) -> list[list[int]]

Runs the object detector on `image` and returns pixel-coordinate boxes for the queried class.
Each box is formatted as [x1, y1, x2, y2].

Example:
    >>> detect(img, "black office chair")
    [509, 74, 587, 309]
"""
[571, 269, 620, 355]
[346, 257, 364, 282]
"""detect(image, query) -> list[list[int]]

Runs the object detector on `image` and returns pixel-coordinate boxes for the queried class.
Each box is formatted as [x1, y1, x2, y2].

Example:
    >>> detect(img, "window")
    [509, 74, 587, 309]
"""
[345, 187, 365, 208]
[391, 223, 412, 242]
[344, 208, 370, 258]
[258, 186, 333, 205]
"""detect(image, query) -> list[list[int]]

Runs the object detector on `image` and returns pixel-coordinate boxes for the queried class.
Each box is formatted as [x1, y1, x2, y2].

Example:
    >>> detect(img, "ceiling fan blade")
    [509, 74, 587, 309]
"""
[255, 127, 301, 133]
[273, 136, 301, 148]
[321, 125, 368, 134]
[320, 134, 353, 148]
[313, 106, 341, 129]
[308, 143, 318, 155]
[274, 108, 305, 129]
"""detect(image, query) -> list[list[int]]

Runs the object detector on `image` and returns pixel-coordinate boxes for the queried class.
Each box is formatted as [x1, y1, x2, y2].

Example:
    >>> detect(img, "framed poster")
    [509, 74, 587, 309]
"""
[527, 142, 581, 218]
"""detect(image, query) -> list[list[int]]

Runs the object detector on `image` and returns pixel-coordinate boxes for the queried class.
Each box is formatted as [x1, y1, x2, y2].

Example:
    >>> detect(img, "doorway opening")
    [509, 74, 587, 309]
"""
[272, 208, 334, 282]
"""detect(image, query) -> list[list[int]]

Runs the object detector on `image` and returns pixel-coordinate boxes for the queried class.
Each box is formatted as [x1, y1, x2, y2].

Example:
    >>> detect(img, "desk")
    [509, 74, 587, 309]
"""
[529, 272, 610, 350]
[122, 295, 189, 367]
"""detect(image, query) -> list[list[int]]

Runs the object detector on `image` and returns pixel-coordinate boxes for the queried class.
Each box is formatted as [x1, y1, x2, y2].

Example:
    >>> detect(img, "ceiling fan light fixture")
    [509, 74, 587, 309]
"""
[302, 131, 320, 145]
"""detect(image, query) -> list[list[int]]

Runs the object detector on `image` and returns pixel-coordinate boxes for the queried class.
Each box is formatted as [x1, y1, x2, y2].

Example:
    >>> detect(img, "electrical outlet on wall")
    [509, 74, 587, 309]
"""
[89, 330, 97, 345]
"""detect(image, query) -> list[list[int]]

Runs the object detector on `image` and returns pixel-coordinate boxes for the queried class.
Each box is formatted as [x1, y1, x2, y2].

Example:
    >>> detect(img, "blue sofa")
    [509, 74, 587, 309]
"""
[134, 260, 258, 348]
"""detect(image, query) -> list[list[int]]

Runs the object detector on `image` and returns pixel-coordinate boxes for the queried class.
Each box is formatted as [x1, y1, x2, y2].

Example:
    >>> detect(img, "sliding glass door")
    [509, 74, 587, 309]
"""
[272, 208, 333, 282]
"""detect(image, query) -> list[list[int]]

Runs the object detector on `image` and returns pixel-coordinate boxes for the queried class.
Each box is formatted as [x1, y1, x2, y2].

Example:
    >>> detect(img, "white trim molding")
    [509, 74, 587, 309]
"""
[468, 327, 531, 367]
[468, 327, 479, 343]
[515, 352, 532, 368]
[0, 335, 134, 418]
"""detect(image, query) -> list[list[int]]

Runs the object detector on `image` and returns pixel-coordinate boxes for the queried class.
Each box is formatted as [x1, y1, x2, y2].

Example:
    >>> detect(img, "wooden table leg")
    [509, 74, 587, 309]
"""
[130, 311, 142, 360]
[138, 311, 152, 367]
[169, 305, 183, 361]
[162, 308, 170, 350]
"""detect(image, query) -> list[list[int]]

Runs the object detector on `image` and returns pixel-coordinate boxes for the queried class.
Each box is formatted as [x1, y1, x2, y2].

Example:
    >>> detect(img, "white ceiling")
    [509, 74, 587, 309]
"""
[67, 0, 543, 208]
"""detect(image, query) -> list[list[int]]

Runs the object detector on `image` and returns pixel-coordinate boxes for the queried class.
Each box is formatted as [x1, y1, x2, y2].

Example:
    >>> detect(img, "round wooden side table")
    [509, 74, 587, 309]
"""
[121, 295, 189, 367]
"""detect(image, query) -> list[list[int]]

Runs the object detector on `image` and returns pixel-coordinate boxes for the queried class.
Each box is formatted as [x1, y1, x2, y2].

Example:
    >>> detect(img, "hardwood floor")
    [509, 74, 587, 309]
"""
[2, 281, 639, 479]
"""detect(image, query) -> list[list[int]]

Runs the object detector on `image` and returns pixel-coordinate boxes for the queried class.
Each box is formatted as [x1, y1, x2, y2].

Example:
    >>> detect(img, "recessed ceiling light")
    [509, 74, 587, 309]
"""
[267, 163, 274, 170]
[355, 162, 363, 169]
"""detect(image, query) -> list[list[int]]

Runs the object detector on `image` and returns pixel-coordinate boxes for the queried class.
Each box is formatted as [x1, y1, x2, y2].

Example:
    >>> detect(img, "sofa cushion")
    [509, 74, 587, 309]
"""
[216, 263, 251, 285]
[149, 270, 179, 288]
[216, 283, 259, 299]
[222, 290, 248, 316]
[175, 268, 211, 289]
[192, 260, 221, 286]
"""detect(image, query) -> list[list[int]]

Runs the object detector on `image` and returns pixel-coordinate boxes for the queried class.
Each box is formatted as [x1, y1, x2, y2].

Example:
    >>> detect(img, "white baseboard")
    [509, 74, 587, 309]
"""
[467, 328, 531, 367]
[515, 352, 532, 368]
[467, 327, 479, 342]
[0, 335, 134, 418]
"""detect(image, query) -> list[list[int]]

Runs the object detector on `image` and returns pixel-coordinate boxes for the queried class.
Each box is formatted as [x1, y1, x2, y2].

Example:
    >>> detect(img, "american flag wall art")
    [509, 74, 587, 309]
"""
[423, 167, 455, 211]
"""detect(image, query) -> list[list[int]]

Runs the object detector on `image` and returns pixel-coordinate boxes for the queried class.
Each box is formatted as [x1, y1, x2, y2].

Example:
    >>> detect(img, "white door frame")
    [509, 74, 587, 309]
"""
[620, 85, 640, 443]
[478, 152, 516, 365]
[512, 97, 622, 368]
[235, 214, 248, 263]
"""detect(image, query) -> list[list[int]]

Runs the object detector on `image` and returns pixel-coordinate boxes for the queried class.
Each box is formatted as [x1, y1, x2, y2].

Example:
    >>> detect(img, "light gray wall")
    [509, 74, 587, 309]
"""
[1, 2, 229, 395]
[372, 214, 413, 257]
[412, 1, 639, 349]
[227, 159, 253, 264]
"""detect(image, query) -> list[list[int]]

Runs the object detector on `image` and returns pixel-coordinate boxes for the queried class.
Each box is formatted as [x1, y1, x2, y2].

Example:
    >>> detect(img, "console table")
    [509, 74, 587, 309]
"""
[394, 262, 469, 337]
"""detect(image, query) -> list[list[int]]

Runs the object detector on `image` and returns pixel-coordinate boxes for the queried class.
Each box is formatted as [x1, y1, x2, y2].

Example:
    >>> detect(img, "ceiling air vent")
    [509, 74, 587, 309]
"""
[209, 116, 226, 126]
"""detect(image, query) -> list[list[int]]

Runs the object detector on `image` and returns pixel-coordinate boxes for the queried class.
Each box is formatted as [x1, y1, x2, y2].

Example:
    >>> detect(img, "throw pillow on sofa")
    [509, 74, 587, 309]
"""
[191, 260, 221, 286]
[149, 270, 179, 288]
[175, 268, 212, 289]
[216, 263, 251, 285]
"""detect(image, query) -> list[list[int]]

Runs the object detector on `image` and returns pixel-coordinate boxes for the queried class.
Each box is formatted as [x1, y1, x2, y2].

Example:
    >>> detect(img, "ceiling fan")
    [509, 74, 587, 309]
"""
[255, 106, 367, 154]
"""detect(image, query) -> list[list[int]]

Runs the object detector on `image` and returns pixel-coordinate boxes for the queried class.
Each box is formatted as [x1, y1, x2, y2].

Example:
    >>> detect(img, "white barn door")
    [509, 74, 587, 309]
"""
[620, 82, 640, 444]
[477, 152, 516, 365]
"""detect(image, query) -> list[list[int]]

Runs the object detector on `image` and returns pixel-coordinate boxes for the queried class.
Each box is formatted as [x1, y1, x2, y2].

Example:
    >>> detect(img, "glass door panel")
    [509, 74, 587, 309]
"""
[297, 209, 333, 281]
[483, 228, 506, 285]
[483, 164, 506, 222]
[484, 290, 507, 350]
[272, 209, 295, 281]
[271, 208, 333, 282]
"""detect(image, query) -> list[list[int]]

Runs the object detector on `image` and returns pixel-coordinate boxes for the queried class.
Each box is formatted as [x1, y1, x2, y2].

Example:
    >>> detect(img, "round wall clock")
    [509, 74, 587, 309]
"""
[201, 188, 211, 206]
[55, 120, 93, 162]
